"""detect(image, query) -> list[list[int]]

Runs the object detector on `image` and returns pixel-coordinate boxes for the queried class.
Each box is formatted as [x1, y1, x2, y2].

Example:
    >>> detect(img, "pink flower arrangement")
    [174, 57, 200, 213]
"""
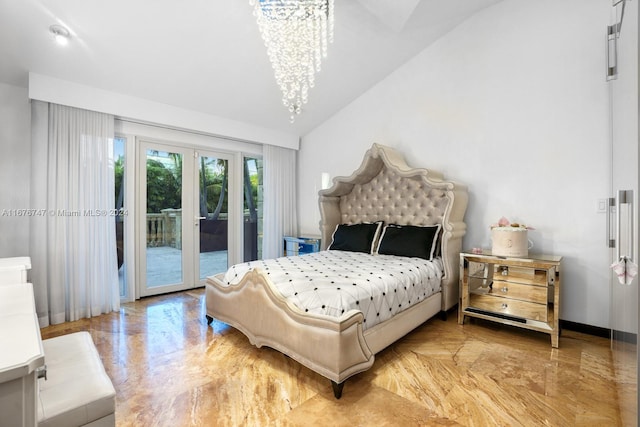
[490, 216, 534, 230]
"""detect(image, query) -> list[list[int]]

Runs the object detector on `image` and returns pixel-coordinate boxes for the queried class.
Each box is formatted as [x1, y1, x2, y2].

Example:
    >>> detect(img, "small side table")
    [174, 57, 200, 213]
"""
[283, 236, 321, 256]
[458, 250, 562, 348]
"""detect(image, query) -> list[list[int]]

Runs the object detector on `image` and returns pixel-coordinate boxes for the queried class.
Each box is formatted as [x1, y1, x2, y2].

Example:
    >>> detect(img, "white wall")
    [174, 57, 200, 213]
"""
[0, 82, 31, 257]
[298, 0, 613, 328]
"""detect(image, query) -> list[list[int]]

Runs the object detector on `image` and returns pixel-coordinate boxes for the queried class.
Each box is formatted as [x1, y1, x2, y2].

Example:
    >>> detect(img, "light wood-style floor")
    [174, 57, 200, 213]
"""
[40, 288, 633, 426]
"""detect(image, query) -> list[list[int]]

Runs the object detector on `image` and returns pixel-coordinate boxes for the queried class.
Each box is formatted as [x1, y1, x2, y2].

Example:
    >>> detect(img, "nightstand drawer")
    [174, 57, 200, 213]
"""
[490, 280, 547, 304]
[469, 293, 548, 322]
[493, 266, 549, 286]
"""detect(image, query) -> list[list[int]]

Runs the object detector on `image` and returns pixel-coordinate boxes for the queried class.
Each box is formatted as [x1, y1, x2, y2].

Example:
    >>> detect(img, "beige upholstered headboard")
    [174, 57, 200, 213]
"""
[318, 143, 468, 311]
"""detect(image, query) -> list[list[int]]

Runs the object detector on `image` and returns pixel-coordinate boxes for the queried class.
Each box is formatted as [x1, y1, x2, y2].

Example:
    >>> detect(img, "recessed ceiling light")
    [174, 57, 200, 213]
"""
[49, 24, 70, 46]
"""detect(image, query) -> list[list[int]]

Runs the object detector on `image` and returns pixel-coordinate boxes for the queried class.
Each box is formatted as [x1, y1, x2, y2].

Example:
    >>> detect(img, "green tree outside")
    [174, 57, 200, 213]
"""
[146, 159, 181, 213]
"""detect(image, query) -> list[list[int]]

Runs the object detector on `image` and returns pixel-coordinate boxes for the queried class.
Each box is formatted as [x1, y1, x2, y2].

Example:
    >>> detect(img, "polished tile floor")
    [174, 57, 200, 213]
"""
[40, 288, 635, 426]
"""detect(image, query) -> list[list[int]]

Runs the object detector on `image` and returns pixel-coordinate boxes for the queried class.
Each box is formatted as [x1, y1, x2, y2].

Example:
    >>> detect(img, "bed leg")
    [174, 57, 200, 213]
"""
[206, 315, 213, 325]
[331, 380, 345, 399]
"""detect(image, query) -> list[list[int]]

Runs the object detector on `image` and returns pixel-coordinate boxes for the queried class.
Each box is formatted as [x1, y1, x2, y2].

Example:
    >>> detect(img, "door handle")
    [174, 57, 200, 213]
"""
[195, 216, 206, 226]
[616, 190, 634, 261]
[607, 23, 618, 80]
[607, 197, 615, 249]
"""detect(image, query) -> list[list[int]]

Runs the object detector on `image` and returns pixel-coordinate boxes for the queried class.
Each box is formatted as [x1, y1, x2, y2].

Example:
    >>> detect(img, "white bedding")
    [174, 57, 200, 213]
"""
[222, 250, 443, 330]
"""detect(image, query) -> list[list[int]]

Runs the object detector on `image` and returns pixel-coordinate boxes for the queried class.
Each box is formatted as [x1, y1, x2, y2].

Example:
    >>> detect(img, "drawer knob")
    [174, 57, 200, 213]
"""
[501, 303, 508, 309]
[501, 287, 508, 293]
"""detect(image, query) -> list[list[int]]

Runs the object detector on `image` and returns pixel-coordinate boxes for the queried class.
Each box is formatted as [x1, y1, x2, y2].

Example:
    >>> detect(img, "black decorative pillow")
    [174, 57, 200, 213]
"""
[377, 224, 441, 260]
[328, 222, 383, 254]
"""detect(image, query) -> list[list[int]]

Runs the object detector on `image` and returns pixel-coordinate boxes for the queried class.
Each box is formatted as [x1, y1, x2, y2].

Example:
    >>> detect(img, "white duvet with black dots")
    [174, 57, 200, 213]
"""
[222, 250, 443, 331]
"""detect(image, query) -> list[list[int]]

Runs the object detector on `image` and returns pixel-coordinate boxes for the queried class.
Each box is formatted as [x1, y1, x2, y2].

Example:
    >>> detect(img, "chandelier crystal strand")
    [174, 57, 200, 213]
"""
[250, 0, 334, 122]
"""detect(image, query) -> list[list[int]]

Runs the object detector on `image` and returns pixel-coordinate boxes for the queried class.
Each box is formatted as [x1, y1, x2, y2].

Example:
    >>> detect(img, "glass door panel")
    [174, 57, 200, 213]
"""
[138, 141, 194, 297]
[607, 1, 638, 424]
[114, 136, 126, 298]
[198, 154, 229, 280]
[145, 148, 184, 287]
[243, 156, 263, 262]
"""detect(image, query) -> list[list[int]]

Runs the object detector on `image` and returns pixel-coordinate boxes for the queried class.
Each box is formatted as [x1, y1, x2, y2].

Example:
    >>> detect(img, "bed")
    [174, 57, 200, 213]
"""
[205, 143, 468, 398]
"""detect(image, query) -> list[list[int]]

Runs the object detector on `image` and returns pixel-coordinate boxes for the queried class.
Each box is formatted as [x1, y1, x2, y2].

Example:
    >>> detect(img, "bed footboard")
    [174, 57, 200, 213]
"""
[206, 270, 375, 387]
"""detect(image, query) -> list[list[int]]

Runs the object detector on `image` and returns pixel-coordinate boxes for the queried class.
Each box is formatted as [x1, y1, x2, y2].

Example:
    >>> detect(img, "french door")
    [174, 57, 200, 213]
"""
[137, 140, 234, 297]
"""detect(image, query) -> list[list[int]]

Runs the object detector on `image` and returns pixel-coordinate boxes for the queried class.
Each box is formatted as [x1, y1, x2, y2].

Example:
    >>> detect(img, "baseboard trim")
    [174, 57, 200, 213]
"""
[611, 329, 638, 345]
[560, 320, 610, 339]
[560, 320, 638, 344]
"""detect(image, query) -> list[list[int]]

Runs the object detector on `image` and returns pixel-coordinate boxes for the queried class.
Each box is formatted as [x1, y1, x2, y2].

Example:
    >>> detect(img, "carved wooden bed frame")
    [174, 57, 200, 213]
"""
[205, 143, 468, 398]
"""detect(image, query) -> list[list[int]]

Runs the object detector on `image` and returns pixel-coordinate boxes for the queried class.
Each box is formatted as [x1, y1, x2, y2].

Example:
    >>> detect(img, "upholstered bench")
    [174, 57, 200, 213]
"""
[38, 332, 116, 427]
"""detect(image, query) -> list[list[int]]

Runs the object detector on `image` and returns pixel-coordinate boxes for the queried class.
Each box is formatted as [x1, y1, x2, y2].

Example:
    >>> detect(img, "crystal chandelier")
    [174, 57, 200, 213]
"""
[250, 0, 334, 122]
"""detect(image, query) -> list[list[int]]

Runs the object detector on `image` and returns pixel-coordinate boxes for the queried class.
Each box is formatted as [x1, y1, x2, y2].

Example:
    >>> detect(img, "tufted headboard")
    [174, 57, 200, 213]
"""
[318, 143, 468, 311]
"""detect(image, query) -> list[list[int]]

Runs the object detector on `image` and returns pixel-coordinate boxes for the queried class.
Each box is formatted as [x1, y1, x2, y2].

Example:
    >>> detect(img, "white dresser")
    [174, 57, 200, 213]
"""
[0, 257, 115, 427]
[0, 282, 45, 427]
[0, 257, 32, 285]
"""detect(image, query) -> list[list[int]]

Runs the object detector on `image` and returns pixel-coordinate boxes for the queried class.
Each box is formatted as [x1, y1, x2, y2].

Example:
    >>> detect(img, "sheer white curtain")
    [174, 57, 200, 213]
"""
[262, 144, 298, 259]
[30, 102, 119, 325]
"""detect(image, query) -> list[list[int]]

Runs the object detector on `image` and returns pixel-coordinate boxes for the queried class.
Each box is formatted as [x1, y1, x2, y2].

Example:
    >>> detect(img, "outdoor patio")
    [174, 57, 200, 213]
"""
[147, 246, 229, 286]
[118, 247, 229, 292]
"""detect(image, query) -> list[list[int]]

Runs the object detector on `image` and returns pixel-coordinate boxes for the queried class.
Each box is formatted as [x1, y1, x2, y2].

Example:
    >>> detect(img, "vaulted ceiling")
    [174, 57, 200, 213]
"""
[0, 0, 502, 136]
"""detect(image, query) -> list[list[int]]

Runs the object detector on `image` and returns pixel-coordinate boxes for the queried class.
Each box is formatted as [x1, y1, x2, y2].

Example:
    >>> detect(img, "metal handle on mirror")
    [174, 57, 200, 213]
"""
[617, 190, 634, 262]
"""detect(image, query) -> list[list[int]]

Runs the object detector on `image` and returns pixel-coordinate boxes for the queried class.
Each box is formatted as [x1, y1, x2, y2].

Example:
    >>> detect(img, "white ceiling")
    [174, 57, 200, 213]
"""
[0, 0, 502, 136]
